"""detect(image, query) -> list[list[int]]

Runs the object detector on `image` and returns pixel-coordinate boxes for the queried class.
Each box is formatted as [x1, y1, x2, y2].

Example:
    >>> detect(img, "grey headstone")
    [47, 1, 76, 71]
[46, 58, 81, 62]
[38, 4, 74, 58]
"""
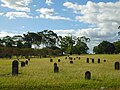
[85, 71, 91, 80]
[92, 59, 94, 63]
[50, 58, 53, 62]
[12, 60, 19, 75]
[98, 58, 100, 63]
[54, 63, 59, 73]
[25, 60, 28, 65]
[70, 60, 73, 64]
[58, 59, 60, 62]
[115, 62, 119, 70]
[86, 58, 89, 63]
[21, 61, 25, 67]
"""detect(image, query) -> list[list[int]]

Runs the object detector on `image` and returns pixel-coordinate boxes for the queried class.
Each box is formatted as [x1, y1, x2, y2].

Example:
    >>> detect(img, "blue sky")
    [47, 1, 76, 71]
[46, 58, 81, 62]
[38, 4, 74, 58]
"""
[0, 0, 120, 52]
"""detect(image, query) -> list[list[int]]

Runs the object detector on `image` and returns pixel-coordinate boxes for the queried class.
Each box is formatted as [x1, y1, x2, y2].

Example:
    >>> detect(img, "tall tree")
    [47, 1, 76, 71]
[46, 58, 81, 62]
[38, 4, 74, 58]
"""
[39, 30, 58, 47]
[2, 36, 14, 47]
[93, 41, 115, 54]
[12, 35, 24, 48]
[113, 41, 120, 54]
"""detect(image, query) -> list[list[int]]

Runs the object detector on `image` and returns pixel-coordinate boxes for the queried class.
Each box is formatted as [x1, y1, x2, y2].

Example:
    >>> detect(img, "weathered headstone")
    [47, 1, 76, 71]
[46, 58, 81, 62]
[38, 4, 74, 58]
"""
[92, 58, 94, 63]
[28, 58, 30, 61]
[115, 62, 119, 70]
[78, 57, 80, 60]
[86, 58, 89, 63]
[85, 71, 91, 80]
[98, 58, 100, 63]
[69, 57, 73, 60]
[25, 60, 28, 65]
[104, 60, 106, 62]
[58, 59, 60, 62]
[21, 61, 25, 67]
[50, 58, 53, 62]
[12, 60, 19, 75]
[65, 57, 67, 59]
[70, 60, 73, 64]
[74, 58, 76, 60]
[54, 63, 57, 67]
[54, 63, 59, 73]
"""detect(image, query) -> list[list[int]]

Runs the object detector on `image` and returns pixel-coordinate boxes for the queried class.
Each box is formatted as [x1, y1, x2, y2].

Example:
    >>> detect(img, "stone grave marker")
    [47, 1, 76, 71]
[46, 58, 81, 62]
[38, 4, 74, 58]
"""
[50, 58, 53, 62]
[58, 59, 60, 62]
[54, 63, 59, 73]
[115, 62, 119, 70]
[98, 58, 100, 63]
[85, 71, 91, 80]
[65, 57, 67, 59]
[12, 60, 19, 75]
[28, 58, 30, 61]
[21, 61, 25, 67]
[92, 58, 94, 63]
[104, 60, 106, 62]
[70, 60, 73, 64]
[25, 60, 28, 65]
[86, 58, 89, 63]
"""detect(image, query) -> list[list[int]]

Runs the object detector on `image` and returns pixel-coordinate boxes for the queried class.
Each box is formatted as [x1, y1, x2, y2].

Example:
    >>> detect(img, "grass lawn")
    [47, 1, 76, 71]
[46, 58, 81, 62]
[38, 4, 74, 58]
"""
[0, 54, 120, 90]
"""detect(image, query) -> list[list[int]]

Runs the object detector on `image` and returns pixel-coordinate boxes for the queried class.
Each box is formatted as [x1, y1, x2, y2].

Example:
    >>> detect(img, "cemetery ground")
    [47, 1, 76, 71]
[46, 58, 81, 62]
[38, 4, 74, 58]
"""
[0, 54, 120, 90]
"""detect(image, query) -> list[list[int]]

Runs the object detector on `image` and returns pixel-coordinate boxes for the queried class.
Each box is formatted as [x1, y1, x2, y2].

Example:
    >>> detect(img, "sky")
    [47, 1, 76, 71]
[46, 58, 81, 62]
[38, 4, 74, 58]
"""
[0, 0, 120, 53]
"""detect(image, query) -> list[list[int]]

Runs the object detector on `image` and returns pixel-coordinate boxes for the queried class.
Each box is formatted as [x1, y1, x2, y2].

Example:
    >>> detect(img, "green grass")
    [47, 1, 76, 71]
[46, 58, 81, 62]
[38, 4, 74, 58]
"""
[0, 54, 120, 90]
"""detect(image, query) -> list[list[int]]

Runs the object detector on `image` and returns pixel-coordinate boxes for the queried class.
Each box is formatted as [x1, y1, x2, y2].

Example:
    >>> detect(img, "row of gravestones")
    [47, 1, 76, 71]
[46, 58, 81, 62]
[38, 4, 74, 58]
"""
[50, 58, 74, 64]
[12, 58, 30, 75]
[65, 56, 81, 60]
[86, 58, 106, 63]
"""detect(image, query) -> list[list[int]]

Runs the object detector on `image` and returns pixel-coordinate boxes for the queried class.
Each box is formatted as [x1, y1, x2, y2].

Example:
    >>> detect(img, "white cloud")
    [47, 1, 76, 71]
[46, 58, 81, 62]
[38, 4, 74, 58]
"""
[1, 0, 32, 12]
[45, 0, 53, 6]
[36, 8, 71, 21]
[0, 13, 4, 16]
[0, 31, 22, 38]
[5, 12, 33, 19]
[53, 29, 75, 36]
[63, 1, 120, 42]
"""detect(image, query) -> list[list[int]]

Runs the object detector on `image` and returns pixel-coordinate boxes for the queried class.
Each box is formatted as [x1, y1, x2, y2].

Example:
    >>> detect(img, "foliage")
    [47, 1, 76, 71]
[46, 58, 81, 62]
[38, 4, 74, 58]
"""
[0, 30, 90, 57]
[113, 41, 120, 54]
[93, 41, 115, 54]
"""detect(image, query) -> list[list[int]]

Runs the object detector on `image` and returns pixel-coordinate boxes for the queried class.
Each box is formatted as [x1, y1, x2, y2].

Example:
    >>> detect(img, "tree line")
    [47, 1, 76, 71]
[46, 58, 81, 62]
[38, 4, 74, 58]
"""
[93, 41, 120, 54]
[0, 30, 90, 58]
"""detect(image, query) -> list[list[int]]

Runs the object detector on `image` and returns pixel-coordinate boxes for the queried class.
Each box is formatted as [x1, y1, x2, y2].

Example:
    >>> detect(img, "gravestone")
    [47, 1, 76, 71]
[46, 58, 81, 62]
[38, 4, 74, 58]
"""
[54, 63, 57, 67]
[58, 59, 60, 62]
[28, 58, 30, 61]
[74, 58, 76, 60]
[50, 58, 53, 62]
[69, 57, 73, 60]
[92, 58, 94, 63]
[115, 62, 119, 70]
[104, 60, 106, 62]
[25, 60, 28, 65]
[70, 60, 73, 64]
[78, 57, 80, 60]
[65, 57, 67, 59]
[86, 58, 89, 63]
[21, 61, 25, 67]
[98, 58, 100, 63]
[54, 63, 59, 73]
[85, 71, 91, 80]
[12, 60, 19, 75]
